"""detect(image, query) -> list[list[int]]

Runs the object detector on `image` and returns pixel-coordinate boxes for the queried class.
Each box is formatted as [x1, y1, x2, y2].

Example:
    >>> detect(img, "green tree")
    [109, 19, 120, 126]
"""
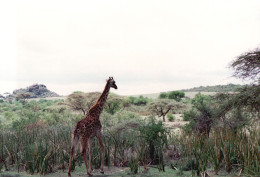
[158, 92, 168, 99]
[167, 113, 175, 122]
[129, 96, 150, 105]
[184, 93, 215, 135]
[168, 91, 185, 102]
[202, 47, 260, 132]
[104, 94, 124, 115]
[139, 116, 169, 171]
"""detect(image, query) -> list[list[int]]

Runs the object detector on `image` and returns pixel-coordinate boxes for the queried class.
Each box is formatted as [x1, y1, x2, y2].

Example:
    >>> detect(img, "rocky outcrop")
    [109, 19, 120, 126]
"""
[12, 84, 59, 98]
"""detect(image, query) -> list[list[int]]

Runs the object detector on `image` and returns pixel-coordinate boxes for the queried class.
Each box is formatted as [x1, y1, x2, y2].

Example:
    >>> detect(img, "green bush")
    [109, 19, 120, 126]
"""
[159, 92, 168, 99]
[167, 113, 175, 122]
[128, 96, 151, 105]
[168, 91, 185, 102]
[139, 116, 168, 171]
[129, 156, 139, 174]
[183, 109, 196, 121]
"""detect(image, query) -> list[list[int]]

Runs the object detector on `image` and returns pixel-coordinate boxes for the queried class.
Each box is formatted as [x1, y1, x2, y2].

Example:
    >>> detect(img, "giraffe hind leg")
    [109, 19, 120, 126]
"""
[68, 133, 79, 177]
[81, 140, 93, 176]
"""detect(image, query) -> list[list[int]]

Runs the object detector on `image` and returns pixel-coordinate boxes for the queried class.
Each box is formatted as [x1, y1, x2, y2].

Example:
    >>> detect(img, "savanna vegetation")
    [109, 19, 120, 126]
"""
[180, 84, 243, 93]
[0, 48, 259, 177]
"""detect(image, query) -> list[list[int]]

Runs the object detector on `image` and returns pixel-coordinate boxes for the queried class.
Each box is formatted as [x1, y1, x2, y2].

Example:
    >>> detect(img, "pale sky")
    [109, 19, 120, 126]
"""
[0, 0, 260, 96]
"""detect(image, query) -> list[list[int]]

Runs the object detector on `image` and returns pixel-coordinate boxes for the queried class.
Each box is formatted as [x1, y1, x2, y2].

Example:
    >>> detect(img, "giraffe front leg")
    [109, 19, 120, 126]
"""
[88, 139, 93, 174]
[97, 134, 105, 174]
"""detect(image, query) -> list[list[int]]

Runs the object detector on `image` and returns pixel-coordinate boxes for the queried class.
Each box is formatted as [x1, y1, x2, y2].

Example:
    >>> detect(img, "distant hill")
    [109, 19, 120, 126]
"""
[131, 84, 244, 99]
[180, 84, 243, 92]
[11, 84, 59, 98]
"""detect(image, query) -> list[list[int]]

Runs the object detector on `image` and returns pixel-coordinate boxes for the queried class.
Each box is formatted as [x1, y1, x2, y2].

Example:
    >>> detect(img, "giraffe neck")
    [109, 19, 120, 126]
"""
[96, 81, 110, 110]
[87, 81, 111, 119]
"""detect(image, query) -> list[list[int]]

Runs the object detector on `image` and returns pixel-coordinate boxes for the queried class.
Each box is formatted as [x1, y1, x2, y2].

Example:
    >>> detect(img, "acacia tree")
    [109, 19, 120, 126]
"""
[147, 99, 184, 122]
[168, 91, 185, 102]
[84, 92, 101, 110]
[230, 47, 260, 84]
[229, 47, 260, 115]
[65, 92, 128, 115]
[183, 47, 260, 134]
[15, 92, 34, 105]
[104, 94, 125, 115]
[210, 47, 260, 131]
[64, 92, 100, 115]
[190, 93, 215, 135]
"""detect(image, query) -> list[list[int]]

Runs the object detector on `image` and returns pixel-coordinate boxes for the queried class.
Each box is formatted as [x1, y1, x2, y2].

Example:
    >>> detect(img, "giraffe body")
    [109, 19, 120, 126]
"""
[68, 77, 117, 177]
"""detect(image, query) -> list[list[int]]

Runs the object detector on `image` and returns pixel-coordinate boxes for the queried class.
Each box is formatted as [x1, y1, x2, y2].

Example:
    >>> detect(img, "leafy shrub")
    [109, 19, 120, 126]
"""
[104, 95, 123, 115]
[183, 109, 196, 121]
[129, 156, 139, 174]
[159, 92, 168, 99]
[184, 93, 214, 135]
[168, 91, 185, 102]
[128, 96, 151, 106]
[139, 116, 168, 171]
[167, 113, 175, 122]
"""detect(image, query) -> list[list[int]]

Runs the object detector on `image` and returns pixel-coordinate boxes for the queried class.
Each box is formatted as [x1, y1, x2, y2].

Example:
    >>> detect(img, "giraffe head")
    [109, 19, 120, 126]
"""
[108, 77, 118, 89]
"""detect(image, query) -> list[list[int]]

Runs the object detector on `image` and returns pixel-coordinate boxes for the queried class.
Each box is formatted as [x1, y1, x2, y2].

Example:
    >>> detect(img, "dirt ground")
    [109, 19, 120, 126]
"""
[0, 166, 129, 177]
[0, 166, 239, 177]
[45, 166, 128, 177]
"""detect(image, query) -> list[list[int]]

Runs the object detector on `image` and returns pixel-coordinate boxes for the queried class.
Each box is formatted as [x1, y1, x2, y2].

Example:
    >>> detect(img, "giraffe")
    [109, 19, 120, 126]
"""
[68, 77, 117, 177]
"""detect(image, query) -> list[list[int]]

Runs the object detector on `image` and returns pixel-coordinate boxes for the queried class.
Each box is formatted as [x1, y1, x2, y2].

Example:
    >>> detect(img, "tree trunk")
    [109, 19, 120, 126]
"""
[81, 108, 86, 115]
[113, 145, 118, 166]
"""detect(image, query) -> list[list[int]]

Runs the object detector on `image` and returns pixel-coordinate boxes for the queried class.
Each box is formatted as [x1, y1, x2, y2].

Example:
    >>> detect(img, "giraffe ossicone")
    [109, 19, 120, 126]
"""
[68, 77, 117, 177]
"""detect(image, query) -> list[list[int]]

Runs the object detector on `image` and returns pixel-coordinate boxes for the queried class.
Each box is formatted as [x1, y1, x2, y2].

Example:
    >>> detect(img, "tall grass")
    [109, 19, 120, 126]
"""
[177, 127, 260, 176]
[0, 126, 73, 174]
[0, 121, 259, 176]
[0, 117, 170, 175]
